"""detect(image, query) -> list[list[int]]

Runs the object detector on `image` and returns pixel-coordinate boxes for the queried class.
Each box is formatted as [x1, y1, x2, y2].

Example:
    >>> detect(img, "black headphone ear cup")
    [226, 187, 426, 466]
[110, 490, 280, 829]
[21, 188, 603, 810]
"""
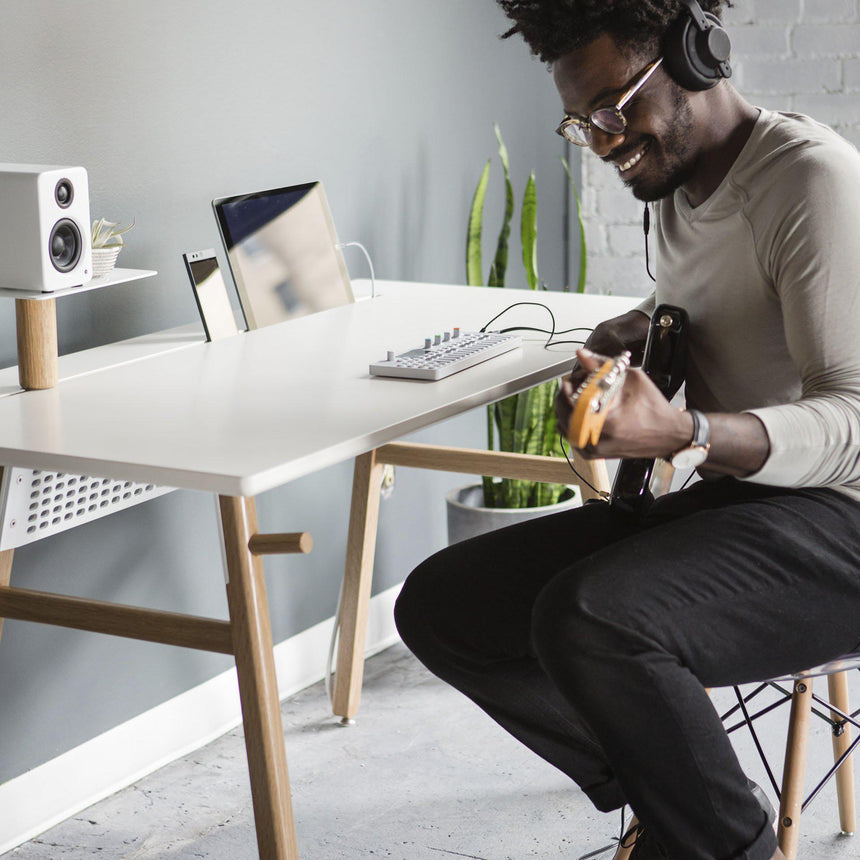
[664, 11, 732, 91]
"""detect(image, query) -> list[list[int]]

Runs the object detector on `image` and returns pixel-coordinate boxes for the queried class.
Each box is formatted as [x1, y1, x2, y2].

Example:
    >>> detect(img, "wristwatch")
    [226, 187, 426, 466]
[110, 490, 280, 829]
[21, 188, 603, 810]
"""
[670, 409, 711, 469]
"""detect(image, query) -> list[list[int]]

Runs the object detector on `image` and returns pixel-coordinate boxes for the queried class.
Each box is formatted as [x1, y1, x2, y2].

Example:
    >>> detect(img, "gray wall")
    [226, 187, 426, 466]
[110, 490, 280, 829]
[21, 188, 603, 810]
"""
[0, 1, 574, 784]
[581, 0, 860, 296]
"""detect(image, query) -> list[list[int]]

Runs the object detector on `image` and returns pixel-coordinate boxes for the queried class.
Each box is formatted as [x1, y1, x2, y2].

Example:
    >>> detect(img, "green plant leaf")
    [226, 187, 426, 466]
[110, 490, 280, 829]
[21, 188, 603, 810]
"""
[488, 124, 514, 288]
[466, 159, 491, 286]
[496, 394, 518, 459]
[521, 171, 538, 290]
[464, 131, 575, 508]
[561, 157, 587, 294]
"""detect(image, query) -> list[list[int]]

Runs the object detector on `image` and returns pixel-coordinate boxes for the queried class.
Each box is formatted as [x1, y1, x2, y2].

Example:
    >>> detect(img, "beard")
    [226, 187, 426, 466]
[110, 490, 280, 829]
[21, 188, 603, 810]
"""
[622, 87, 697, 202]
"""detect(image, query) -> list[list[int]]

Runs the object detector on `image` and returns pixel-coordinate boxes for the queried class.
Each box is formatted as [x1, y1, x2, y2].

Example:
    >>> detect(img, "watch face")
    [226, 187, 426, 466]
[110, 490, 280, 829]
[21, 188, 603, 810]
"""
[672, 446, 709, 470]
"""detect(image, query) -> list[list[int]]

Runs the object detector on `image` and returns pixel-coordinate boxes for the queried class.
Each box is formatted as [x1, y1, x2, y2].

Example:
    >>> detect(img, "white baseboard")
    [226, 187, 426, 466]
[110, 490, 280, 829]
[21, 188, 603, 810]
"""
[0, 582, 403, 856]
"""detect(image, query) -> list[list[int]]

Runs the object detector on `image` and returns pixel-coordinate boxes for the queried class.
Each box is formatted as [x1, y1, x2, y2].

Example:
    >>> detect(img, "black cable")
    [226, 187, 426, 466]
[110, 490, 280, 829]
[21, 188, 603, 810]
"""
[677, 470, 696, 492]
[480, 302, 594, 353]
[545, 338, 587, 349]
[575, 806, 632, 860]
[497, 324, 593, 336]
[480, 301, 557, 346]
[559, 433, 610, 500]
[643, 204, 657, 283]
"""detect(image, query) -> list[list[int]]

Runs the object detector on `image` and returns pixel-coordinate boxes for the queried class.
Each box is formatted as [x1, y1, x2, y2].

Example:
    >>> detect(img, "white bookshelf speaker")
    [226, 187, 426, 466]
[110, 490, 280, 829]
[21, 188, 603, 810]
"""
[0, 164, 92, 292]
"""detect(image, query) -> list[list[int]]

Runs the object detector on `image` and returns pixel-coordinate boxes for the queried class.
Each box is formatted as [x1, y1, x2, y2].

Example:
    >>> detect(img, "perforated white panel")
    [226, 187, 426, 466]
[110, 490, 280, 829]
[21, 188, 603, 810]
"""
[0, 467, 173, 550]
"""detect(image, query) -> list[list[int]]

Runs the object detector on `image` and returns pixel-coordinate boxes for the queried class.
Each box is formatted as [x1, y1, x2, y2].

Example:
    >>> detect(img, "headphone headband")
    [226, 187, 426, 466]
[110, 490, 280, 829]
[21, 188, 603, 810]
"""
[679, 0, 710, 30]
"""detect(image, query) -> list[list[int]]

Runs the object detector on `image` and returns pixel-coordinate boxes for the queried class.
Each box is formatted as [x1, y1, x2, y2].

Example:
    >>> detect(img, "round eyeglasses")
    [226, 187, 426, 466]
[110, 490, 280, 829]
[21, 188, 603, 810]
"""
[556, 57, 664, 147]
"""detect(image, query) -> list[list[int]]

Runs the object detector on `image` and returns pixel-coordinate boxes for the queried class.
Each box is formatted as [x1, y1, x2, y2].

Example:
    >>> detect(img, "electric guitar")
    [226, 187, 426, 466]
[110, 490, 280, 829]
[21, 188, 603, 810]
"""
[565, 304, 689, 516]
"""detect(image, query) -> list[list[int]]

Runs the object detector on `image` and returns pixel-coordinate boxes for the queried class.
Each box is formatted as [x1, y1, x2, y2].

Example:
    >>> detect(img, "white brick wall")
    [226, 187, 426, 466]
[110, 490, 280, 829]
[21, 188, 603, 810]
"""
[581, 0, 860, 297]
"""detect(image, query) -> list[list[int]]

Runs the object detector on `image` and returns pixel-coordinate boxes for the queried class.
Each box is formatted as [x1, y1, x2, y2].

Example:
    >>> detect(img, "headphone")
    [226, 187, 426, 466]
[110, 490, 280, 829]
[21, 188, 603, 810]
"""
[664, 0, 732, 91]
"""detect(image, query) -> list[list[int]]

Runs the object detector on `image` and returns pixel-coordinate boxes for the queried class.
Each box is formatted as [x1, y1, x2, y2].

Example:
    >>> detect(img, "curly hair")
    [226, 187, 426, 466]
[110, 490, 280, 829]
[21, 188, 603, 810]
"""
[496, 0, 733, 63]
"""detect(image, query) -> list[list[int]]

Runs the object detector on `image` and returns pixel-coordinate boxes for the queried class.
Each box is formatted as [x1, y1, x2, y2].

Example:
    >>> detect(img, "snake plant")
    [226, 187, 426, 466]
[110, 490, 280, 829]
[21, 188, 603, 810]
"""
[466, 126, 587, 509]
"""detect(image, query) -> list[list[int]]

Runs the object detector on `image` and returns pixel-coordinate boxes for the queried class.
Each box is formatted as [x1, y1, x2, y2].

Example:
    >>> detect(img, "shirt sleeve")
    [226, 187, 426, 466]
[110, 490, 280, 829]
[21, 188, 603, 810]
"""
[636, 292, 657, 317]
[740, 141, 860, 490]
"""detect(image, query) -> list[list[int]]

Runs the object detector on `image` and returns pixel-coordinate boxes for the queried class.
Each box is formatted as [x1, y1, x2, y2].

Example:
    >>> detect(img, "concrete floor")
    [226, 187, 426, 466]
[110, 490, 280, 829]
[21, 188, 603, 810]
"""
[7, 643, 859, 859]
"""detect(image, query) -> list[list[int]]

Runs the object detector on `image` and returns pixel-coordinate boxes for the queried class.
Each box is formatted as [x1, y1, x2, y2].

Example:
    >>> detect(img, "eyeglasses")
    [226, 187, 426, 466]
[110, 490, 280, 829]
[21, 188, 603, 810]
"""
[555, 57, 664, 147]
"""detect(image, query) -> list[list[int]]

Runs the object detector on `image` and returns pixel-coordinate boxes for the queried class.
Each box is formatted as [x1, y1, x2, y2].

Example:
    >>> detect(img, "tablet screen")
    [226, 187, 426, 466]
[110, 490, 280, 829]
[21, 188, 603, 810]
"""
[183, 251, 240, 342]
[212, 181, 354, 329]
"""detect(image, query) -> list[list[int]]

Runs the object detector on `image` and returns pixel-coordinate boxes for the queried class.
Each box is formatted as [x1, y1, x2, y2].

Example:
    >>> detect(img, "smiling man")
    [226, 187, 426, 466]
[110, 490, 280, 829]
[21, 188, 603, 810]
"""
[395, 2, 860, 859]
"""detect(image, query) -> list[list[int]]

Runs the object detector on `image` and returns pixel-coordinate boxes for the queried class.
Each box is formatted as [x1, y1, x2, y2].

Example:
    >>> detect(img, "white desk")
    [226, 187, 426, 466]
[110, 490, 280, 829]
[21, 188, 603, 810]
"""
[0, 281, 637, 858]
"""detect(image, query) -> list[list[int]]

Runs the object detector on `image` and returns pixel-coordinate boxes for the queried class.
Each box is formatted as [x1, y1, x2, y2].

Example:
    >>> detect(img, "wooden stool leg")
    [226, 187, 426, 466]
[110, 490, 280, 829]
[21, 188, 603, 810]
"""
[332, 450, 385, 722]
[612, 814, 639, 860]
[0, 549, 13, 643]
[219, 495, 299, 860]
[828, 671, 856, 835]
[778, 679, 813, 860]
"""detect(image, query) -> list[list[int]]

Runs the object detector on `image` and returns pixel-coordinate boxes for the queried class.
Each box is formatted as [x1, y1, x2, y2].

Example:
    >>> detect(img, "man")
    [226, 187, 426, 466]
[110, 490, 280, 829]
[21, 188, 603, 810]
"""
[395, 2, 860, 858]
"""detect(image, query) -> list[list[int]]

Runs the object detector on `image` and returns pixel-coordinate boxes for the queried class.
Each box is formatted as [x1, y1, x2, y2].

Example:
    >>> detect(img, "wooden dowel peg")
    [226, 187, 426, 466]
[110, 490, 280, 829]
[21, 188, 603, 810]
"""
[16, 298, 58, 390]
[248, 532, 313, 556]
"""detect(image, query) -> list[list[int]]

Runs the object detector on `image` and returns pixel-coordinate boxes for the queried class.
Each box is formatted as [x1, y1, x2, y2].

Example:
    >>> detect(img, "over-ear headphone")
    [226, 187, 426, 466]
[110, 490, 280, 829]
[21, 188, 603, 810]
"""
[664, 0, 732, 91]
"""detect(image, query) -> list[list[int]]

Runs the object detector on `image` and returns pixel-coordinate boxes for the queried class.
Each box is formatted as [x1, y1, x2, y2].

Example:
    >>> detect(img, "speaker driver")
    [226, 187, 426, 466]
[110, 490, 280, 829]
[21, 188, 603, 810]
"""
[54, 178, 74, 208]
[49, 219, 82, 273]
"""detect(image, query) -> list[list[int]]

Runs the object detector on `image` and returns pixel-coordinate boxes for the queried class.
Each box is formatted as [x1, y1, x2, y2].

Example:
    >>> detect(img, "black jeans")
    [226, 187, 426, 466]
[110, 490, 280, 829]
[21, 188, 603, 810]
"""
[394, 479, 860, 860]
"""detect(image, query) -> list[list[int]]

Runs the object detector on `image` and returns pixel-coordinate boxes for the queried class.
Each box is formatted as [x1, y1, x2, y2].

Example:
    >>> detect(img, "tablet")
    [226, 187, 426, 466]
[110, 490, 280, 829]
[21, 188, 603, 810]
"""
[212, 181, 354, 329]
[182, 249, 241, 341]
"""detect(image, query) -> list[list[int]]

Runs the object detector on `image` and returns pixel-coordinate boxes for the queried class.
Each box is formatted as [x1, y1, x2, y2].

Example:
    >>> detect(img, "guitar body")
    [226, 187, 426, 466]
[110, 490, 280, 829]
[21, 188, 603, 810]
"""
[610, 304, 689, 517]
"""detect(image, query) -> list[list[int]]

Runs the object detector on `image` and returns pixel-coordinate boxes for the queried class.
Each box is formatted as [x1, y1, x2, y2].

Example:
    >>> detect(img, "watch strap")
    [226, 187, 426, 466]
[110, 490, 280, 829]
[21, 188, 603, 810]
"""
[687, 409, 710, 449]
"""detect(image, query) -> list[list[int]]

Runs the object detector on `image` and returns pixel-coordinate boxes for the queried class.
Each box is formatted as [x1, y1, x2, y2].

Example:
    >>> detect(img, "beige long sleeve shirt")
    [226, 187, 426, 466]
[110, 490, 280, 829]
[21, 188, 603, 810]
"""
[637, 109, 860, 501]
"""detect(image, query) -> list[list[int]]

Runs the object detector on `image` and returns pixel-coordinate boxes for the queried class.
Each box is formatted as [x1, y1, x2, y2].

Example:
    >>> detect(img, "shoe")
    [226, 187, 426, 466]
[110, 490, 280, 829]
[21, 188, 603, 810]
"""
[620, 782, 774, 860]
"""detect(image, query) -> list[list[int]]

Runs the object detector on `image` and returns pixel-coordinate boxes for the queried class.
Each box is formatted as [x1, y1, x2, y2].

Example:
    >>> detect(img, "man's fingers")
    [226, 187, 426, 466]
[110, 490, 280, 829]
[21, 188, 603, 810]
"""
[576, 347, 603, 371]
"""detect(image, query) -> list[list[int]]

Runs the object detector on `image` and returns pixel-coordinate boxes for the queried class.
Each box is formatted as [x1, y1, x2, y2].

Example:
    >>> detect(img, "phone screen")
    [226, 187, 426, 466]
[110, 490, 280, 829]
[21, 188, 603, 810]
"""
[184, 252, 240, 342]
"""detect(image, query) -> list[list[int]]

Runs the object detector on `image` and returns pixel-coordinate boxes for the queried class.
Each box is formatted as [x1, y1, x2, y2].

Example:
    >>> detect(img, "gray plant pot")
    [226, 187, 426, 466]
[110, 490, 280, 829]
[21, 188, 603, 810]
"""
[445, 483, 581, 546]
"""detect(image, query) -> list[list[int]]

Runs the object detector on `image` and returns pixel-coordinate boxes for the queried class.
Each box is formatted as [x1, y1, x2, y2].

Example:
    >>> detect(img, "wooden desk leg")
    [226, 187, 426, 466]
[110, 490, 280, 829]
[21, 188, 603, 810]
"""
[0, 549, 13, 643]
[332, 450, 385, 722]
[219, 495, 299, 860]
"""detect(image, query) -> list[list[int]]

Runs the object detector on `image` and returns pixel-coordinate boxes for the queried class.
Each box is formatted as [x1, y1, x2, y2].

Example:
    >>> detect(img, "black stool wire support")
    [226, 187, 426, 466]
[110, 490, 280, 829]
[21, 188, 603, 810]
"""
[721, 674, 860, 815]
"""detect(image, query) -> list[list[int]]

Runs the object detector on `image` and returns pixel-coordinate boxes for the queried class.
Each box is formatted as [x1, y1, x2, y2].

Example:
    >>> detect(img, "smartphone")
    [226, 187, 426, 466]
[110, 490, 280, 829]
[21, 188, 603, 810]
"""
[182, 249, 241, 342]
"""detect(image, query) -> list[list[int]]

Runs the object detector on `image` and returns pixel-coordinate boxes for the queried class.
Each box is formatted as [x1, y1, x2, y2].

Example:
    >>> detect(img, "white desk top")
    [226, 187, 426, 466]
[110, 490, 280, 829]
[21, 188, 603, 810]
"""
[0, 282, 638, 496]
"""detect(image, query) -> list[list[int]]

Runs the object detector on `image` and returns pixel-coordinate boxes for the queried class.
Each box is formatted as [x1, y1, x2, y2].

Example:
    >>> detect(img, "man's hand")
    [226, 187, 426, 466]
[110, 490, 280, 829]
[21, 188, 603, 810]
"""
[556, 309, 651, 443]
[558, 348, 694, 460]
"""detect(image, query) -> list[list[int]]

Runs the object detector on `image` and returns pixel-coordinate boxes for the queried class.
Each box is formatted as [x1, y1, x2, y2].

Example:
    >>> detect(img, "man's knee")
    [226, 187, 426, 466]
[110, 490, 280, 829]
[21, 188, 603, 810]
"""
[394, 556, 440, 655]
[531, 569, 629, 678]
